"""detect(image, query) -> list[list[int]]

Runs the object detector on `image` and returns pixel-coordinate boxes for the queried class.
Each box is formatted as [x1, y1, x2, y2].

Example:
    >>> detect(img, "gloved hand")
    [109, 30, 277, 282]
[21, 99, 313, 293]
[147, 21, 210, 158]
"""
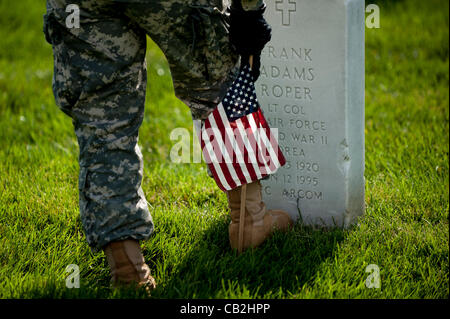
[240, 52, 262, 80]
[229, 1, 271, 81]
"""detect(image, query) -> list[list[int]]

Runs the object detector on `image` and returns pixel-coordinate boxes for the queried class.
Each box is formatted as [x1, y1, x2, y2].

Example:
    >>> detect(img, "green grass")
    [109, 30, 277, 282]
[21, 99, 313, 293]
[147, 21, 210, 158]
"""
[0, 0, 448, 299]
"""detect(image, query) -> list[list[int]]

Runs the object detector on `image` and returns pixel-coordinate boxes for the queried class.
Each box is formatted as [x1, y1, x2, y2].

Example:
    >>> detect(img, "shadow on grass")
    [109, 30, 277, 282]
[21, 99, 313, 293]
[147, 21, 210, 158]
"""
[8, 217, 346, 299]
[151, 218, 347, 299]
[14, 283, 153, 299]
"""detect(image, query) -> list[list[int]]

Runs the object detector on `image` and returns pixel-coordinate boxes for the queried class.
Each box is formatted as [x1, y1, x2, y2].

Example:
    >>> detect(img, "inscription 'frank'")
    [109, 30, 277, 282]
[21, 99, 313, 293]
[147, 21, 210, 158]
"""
[263, 47, 313, 62]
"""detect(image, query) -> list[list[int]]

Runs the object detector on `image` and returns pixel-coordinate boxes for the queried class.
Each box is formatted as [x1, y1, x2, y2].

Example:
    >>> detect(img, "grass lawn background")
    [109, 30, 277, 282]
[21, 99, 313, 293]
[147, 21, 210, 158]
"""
[0, 0, 448, 298]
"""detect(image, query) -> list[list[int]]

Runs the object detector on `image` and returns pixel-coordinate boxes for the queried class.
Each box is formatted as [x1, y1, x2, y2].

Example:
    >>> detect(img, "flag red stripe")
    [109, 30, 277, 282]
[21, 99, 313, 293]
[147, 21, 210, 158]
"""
[239, 114, 271, 176]
[204, 115, 237, 190]
[255, 110, 286, 166]
[211, 108, 249, 186]
[232, 118, 261, 181]
[250, 111, 278, 173]
[220, 106, 259, 182]
[200, 129, 226, 191]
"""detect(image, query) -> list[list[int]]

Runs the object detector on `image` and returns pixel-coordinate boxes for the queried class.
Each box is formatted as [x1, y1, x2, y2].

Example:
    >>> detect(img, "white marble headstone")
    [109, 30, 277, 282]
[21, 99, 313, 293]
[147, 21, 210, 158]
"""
[258, 0, 365, 227]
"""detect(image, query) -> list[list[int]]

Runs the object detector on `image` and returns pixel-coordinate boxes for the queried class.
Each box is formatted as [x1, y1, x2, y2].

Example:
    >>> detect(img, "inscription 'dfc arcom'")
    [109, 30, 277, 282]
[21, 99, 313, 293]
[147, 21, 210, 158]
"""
[257, 0, 365, 227]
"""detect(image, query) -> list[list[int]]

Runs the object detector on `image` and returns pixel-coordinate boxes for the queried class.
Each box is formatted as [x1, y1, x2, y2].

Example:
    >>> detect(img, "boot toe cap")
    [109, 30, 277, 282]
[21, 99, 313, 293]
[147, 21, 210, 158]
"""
[268, 210, 294, 230]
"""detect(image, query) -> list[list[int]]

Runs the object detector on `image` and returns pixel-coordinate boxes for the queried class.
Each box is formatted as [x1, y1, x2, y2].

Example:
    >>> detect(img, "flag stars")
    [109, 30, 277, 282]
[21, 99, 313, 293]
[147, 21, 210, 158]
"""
[222, 68, 259, 120]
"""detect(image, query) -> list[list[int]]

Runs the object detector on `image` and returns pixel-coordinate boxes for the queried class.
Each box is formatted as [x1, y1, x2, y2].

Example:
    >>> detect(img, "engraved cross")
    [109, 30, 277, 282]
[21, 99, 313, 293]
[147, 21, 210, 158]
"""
[276, 0, 297, 26]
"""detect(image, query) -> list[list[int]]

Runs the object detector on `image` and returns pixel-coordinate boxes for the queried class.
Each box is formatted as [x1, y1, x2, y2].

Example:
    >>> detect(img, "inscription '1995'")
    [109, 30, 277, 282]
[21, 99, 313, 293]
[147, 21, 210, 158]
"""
[270, 174, 319, 186]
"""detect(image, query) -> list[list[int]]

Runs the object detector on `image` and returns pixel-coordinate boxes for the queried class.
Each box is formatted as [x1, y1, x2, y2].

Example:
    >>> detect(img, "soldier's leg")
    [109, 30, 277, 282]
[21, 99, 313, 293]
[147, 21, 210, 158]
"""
[121, 0, 240, 120]
[44, 0, 154, 252]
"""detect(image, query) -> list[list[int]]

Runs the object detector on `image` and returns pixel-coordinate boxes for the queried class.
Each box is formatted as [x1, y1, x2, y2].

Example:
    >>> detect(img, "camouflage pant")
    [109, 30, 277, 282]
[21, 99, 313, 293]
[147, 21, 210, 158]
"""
[43, 0, 241, 251]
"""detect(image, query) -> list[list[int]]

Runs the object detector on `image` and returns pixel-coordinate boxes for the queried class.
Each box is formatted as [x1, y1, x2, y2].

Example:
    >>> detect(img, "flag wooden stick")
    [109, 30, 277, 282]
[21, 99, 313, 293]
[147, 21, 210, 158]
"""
[237, 55, 253, 254]
[238, 183, 247, 254]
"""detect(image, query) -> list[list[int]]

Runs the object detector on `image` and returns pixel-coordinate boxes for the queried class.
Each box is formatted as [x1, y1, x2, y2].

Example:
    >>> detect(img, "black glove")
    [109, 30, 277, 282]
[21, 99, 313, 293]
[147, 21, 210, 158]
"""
[229, 2, 271, 81]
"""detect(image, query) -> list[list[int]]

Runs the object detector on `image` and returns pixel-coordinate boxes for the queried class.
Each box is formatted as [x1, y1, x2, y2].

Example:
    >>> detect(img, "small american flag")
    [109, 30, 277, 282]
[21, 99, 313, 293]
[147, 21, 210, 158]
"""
[197, 65, 286, 192]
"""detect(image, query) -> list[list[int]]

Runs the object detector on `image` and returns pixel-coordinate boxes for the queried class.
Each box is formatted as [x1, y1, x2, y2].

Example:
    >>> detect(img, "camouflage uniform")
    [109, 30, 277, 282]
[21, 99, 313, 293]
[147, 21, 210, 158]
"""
[43, 0, 263, 252]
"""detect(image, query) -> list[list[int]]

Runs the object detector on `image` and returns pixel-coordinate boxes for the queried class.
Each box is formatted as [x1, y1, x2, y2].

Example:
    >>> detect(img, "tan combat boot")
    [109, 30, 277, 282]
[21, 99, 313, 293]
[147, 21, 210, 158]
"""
[103, 239, 156, 292]
[227, 180, 294, 253]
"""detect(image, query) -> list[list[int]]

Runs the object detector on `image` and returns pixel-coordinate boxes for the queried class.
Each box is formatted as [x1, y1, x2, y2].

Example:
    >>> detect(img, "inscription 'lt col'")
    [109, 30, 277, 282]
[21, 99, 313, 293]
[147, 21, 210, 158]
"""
[257, 0, 365, 227]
